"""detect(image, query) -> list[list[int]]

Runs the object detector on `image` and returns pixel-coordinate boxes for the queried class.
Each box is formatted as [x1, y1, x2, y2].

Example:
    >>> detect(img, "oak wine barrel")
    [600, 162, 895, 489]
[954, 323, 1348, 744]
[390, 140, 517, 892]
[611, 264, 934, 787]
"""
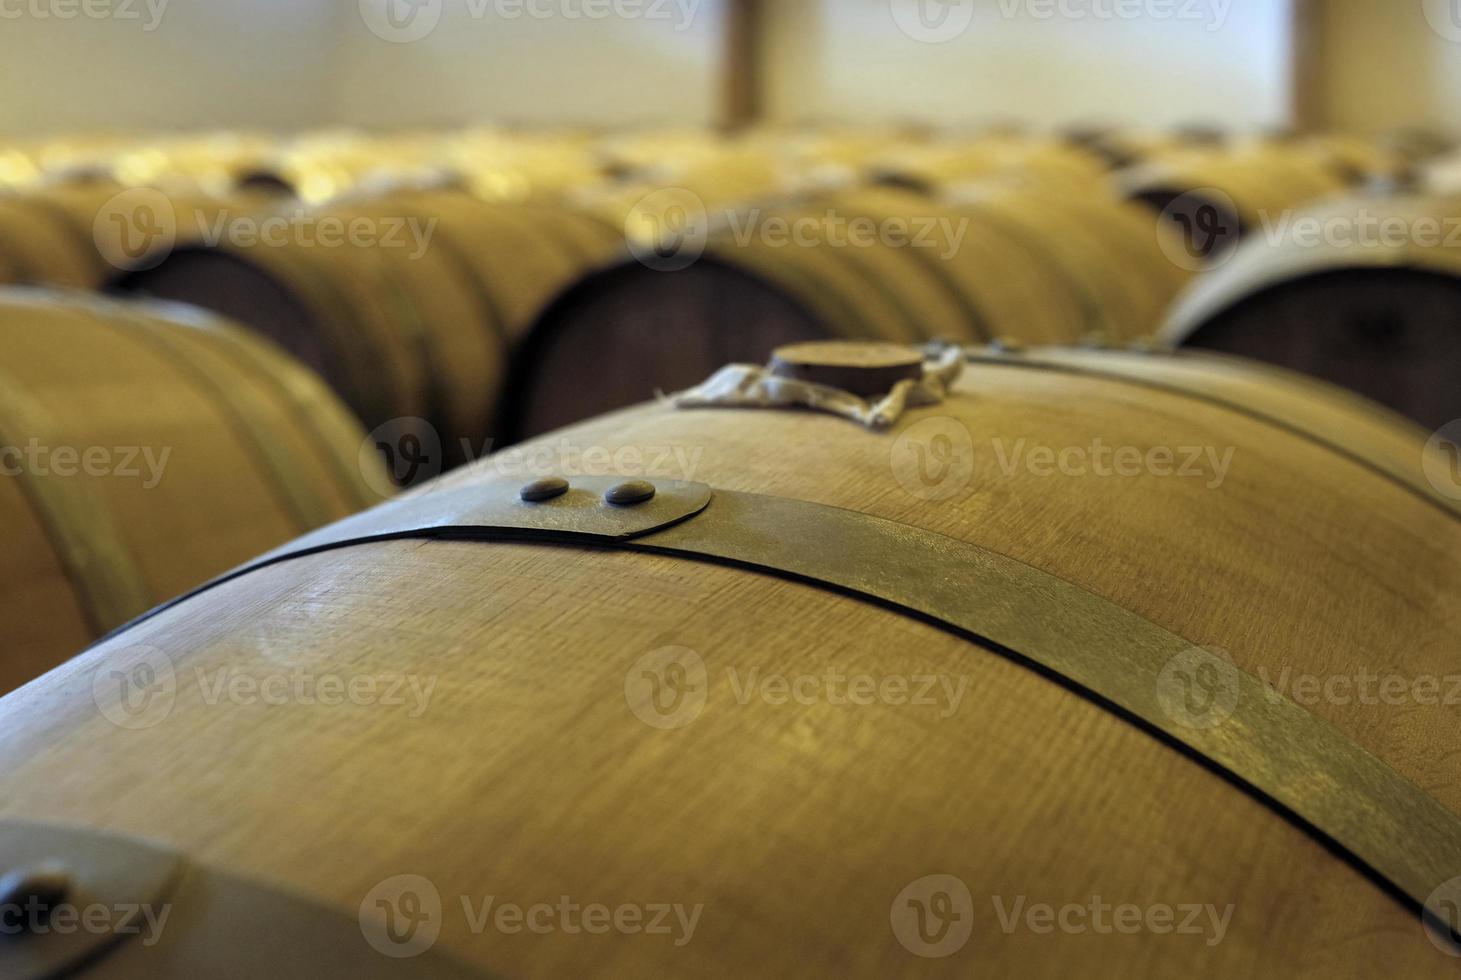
[1160, 194, 1461, 428]
[1121, 146, 1352, 262]
[116, 191, 623, 470]
[1, 344, 1457, 976]
[508, 186, 1189, 440]
[0, 181, 239, 289]
[0, 288, 382, 693]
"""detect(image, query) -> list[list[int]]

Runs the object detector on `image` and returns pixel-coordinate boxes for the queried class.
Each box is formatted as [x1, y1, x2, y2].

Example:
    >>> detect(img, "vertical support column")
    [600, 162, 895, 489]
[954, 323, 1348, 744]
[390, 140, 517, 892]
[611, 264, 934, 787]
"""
[1290, 0, 1328, 132]
[721, 0, 764, 130]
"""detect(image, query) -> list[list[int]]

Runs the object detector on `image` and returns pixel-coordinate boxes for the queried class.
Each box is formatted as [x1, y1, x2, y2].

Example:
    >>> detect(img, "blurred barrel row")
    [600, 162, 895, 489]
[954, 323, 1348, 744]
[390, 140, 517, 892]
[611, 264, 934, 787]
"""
[5, 124, 1457, 436]
[0, 290, 381, 692]
[0, 123, 1458, 691]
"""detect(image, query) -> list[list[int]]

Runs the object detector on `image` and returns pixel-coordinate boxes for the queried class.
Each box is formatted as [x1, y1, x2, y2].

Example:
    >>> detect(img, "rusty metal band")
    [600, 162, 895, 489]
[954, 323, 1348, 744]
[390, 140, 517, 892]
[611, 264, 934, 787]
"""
[0, 821, 486, 979]
[0, 366, 151, 636]
[962, 346, 1461, 521]
[93, 475, 1461, 938]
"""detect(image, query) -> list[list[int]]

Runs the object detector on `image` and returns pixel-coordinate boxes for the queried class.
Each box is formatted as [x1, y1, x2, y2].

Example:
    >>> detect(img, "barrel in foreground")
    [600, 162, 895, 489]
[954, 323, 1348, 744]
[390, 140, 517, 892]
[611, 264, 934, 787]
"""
[0, 344, 1456, 977]
[0, 289, 383, 694]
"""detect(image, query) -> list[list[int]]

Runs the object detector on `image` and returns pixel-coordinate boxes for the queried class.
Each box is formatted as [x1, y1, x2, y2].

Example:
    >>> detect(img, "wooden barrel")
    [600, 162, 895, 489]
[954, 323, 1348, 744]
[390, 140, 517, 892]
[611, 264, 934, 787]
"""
[0, 184, 121, 288]
[1, 345, 1457, 976]
[1160, 194, 1461, 428]
[508, 186, 1190, 440]
[868, 137, 1109, 192]
[0, 288, 382, 694]
[116, 192, 622, 469]
[0, 181, 237, 288]
[1121, 147, 1352, 261]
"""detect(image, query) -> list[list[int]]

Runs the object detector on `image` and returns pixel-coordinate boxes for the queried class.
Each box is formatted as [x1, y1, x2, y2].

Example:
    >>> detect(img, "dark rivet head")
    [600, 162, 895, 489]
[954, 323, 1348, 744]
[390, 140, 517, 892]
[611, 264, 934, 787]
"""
[604, 480, 656, 506]
[0, 867, 72, 933]
[520, 477, 569, 503]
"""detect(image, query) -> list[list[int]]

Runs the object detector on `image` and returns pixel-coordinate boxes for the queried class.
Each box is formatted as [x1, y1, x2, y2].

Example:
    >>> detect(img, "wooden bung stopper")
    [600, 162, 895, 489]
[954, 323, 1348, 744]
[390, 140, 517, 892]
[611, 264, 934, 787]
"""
[769, 341, 924, 397]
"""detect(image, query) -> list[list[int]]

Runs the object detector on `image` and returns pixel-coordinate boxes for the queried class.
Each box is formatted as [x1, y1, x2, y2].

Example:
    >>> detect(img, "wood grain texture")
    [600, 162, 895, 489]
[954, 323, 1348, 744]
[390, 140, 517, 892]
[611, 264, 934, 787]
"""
[1122, 144, 1356, 266]
[0, 290, 381, 693]
[516, 186, 1191, 439]
[0, 197, 99, 287]
[1160, 194, 1461, 428]
[0, 350, 1455, 977]
[119, 191, 622, 460]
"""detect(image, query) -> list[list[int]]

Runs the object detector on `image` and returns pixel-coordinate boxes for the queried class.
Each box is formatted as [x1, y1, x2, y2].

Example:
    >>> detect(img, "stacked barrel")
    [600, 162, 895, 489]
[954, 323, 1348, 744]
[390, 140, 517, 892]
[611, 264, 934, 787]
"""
[0, 123, 1454, 680]
[0, 123, 1459, 978]
[0, 290, 382, 693]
